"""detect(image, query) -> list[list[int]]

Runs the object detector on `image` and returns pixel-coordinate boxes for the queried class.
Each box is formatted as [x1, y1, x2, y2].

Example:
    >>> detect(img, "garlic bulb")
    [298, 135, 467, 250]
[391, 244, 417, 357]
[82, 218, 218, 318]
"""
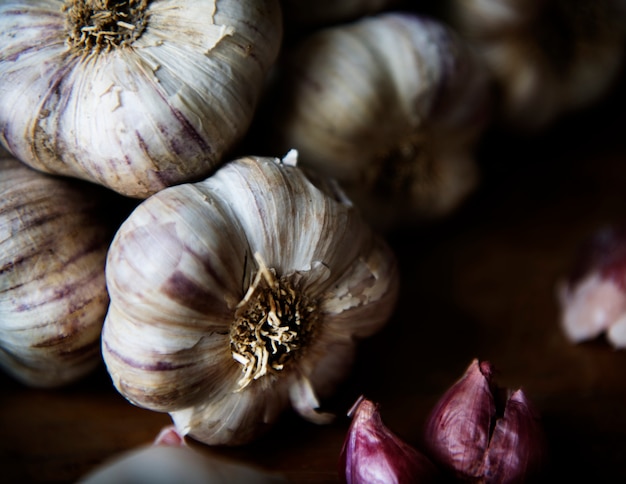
[80, 426, 287, 483]
[0, 0, 282, 198]
[102, 151, 399, 446]
[445, 0, 626, 130]
[280, 0, 401, 29]
[0, 154, 115, 387]
[268, 13, 492, 230]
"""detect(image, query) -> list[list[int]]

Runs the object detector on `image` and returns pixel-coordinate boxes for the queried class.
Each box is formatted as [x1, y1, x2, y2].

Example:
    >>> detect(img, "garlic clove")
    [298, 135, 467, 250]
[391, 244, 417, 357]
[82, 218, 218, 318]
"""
[0, 153, 117, 387]
[424, 359, 546, 482]
[0, 0, 283, 198]
[340, 396, 441, 484]
[102, 153, 399, 445]
[483, 389, 546, 483]
[154, 425, 187, 447]
[557, 224, 626, 346]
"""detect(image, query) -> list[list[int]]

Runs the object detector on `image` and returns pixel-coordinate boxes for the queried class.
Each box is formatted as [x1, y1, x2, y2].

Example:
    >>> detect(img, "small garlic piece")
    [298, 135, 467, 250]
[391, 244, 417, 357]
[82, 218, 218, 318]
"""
[102, 152, 399, 445]
[557, 224, 626, 348]
[340, 396, 440, 484]
[268, 13, 492, 230]
[424, 359, 546, 483]
[445, 0, 626, 130]
[0, 153, 115, 387]
[0, 0, 282, 198]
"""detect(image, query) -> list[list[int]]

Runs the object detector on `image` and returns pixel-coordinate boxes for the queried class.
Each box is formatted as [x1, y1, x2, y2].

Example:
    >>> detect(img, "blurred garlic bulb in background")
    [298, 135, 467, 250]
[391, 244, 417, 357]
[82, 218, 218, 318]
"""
[445, 0, 626, 131]
[102, 152, 399, 446]
[0, 154, 116, 387]
[0, 0, 282, 198]
[557, 223, 626, 348]
[280, 0, 401, 30]
[267, 13, 492, 231]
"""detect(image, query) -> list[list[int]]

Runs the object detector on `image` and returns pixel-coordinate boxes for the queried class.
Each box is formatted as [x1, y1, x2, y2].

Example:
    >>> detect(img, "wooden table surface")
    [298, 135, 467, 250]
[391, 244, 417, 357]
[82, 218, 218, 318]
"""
[2, 76, 626, 483]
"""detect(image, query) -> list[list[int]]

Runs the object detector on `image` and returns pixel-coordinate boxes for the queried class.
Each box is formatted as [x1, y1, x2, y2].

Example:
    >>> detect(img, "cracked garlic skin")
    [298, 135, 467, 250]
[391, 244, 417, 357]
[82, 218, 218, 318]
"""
[0, 0, 282, 198]
[424, 359, 546, 483]
[101, 152, 399, 446]
[445, 0, 626, 131]
[558, 224, 626, 348]
[0, 154, 114, 387]
[268, 12, 492, 231]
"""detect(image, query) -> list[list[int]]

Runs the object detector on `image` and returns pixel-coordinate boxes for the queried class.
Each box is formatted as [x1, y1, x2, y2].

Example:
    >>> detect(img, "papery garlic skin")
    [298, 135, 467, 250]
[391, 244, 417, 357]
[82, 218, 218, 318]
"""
[0, 0, 282, 198]
[557, 224, 626, 348]
[424, 359, 546, 483]
[340, 396, 440, 484]
[446, 0, 626, 131]
[269, 13, 491, 230]
[0, 154, 114, 387]
[102, 153, 399, 445]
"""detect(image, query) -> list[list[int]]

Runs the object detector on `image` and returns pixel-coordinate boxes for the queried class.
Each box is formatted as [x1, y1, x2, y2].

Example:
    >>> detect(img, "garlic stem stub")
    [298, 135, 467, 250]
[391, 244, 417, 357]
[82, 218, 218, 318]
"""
[0, 154, 114, 387]
[0, 0, 283, 198]
[269, 12, 492, 230]
[102, 151, 400, 446]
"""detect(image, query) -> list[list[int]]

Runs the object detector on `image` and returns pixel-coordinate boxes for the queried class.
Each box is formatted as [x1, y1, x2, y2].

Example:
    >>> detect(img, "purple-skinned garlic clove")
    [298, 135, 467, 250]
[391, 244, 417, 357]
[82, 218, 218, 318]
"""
[424, 359, 546, 483]
[557, 224, 626, 348]
[340, 396, 440, 484]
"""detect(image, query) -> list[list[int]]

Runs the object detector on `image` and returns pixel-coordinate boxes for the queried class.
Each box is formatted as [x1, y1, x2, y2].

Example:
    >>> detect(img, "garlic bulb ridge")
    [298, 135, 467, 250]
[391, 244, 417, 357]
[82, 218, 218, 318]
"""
[0, 0, 283, 198]
[102, 152, 399, 445]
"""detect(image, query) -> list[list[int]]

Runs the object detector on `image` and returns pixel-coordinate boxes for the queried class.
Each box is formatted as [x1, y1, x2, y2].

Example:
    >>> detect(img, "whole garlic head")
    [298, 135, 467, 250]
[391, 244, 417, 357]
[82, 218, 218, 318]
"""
[0, 0, 282, 198]
[0, 154, 115, 387]
[446, 0, 626, 131]
[102, 152, 399, 445]
[268, 13, 492, 230]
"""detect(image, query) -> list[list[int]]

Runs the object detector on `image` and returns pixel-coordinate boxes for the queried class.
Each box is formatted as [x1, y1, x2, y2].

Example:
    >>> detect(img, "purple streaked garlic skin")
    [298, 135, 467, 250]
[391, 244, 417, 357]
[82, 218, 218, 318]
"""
[424, 359, 546, 483]
[340, 396, 440, 484]
[558, 224, 626, 348]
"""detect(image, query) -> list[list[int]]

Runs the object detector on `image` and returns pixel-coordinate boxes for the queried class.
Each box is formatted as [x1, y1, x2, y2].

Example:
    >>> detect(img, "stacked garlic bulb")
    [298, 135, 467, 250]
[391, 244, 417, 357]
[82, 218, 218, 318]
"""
[0, 154, 116, 387]
[445, 0, 626, 130]
[0, 0, 282, 198]
[102, 152, 399, 445]
[268, 13, 492, 230]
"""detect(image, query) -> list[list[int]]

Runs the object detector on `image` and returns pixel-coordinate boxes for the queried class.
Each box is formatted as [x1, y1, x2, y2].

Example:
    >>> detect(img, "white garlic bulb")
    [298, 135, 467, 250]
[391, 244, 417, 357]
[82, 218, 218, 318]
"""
[0, 0, 282, 198]
[445, 0, 626, 130]
[268, 13, 492, 231]
[0, 154, 115, 387]
[102, 152, 399, 446]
